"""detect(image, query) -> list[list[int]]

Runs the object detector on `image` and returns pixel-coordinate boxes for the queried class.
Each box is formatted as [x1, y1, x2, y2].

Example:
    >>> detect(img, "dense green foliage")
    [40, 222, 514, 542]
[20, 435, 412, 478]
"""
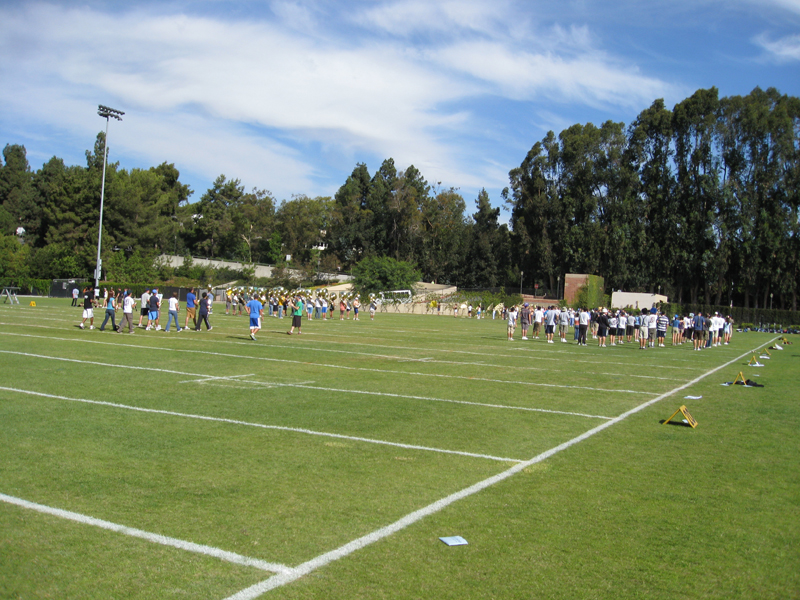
[507, 87, 799, 311]
[1, 87, 798, 310]
[351, 255, 422, 295]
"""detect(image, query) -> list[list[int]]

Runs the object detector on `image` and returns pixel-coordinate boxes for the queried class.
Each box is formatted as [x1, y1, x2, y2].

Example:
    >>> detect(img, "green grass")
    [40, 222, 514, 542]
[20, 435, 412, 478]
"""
[1, 298, 798, 599]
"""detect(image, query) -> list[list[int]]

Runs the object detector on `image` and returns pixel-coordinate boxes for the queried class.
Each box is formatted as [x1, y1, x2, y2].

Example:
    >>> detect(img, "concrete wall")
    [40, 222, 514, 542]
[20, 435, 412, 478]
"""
[158, 255, 350, 282]
[610, 291, 669, 310]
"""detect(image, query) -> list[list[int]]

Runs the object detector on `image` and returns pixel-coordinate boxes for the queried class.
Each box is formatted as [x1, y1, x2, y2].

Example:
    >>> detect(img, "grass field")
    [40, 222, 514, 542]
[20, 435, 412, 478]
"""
[1, 297, 798, 600]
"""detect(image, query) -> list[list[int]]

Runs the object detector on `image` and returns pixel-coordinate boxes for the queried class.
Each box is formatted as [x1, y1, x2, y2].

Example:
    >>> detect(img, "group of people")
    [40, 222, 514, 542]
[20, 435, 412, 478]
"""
[77, 286, 214, 334]
[505, 304, 734, 349]
[224, 290, 379, 323]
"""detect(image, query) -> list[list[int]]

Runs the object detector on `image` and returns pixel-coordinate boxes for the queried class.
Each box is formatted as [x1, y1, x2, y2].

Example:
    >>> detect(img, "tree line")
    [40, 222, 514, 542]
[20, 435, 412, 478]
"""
[1, 86, 798, 310]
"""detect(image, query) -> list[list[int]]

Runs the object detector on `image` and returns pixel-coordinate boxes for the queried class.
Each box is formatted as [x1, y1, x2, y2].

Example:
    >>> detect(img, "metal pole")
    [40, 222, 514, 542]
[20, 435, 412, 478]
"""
[95, 116, 110, 290]
[94, 105, 124, 290]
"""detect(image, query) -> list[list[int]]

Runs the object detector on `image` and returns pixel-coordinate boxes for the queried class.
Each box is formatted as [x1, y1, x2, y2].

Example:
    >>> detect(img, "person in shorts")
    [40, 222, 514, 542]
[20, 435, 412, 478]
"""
[138, 288, 151, 327]
[520, 303, 531, 340]
[185, 287, 197, 330]
[79, 286, 95, 329]
[147, 289, 161, 331]
[596, 308, 608, 347]
[533, 306, 543, 339]
[246, 293, 263, 340]
[507, 305, 518, 341]
[288, 295, 304, 334]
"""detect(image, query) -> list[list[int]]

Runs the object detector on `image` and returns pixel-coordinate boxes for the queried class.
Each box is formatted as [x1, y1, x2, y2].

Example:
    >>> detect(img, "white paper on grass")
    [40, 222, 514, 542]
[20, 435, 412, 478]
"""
[684, 395, 703, 400]
[439, 536, 468, 546]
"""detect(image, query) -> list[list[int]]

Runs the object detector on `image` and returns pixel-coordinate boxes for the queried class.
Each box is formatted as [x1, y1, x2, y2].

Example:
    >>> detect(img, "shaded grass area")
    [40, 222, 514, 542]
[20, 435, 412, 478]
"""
[1, 299, 797, 599]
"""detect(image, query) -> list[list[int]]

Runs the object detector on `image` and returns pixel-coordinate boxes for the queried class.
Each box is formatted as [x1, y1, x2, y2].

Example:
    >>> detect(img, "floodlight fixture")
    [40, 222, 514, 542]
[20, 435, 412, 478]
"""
[94, 104, 124, 289]
[98, 104, 124, 120]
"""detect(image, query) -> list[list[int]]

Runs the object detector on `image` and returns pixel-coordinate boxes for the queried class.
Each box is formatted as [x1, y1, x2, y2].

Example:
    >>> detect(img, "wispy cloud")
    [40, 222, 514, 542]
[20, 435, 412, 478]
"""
[754, 33, 800, 61]
[0, 1, 708, 203]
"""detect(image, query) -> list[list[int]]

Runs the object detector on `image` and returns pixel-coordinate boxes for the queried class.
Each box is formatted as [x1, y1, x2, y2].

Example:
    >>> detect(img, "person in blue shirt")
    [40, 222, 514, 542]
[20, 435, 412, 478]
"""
[245, 295, 264, 340]
[184, 287, 197, 330]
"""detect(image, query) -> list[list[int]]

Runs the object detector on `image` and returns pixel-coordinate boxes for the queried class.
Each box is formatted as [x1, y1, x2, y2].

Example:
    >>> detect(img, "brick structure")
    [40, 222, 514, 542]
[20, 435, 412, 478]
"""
[564, 274, 589, 305]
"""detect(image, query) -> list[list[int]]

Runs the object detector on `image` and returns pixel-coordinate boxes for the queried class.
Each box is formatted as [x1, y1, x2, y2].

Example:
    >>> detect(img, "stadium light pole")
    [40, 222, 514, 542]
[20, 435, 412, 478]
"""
[94, 104, 124, 290]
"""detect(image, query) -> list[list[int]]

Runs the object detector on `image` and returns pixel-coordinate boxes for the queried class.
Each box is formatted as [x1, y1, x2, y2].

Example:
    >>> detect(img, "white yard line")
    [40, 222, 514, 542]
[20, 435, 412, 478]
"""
[222, 337, 778, 599]
[0, 386, 523, 463]
[199, 379, 613, 421]
[0, 340, 612, 419]
[0, 492, 292, 574]
[0, 320, 698, 374]
[0, 332, 654, 396]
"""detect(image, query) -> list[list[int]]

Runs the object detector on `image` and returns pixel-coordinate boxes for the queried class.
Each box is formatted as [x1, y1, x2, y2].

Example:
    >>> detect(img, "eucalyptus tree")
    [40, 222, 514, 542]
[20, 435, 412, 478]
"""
[327, 162, 374, 266]
[627, 99, 678, 296]
[506, 131, 561, 290]
[0, 144, 41, 243]
[672, 87, 723, 304]
[276, 195, 332, 266]
[417, 187, 469, 284]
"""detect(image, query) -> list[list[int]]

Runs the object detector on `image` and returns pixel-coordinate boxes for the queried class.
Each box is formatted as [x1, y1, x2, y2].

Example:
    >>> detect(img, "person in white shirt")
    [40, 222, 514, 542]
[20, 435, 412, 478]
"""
[647, 310, 658, 347]
[507, 306, 518, 341]
[165, 292, 182, 332]
[578, 308, 590, 345]
[118, 291, 136, 334]
[533, 306, 544, 339]
[559, 308, 570, 342]
[138, 289, 151, 328]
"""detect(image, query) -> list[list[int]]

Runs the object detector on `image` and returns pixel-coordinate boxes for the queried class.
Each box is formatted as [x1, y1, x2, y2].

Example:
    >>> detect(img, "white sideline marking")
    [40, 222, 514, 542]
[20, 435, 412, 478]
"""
[0, 317, 706, 370]
[0, 386, 523, 463]
[222, 338, 779, 599]
[0, 333, 653, 396]
[0, 492, 292, 575]
[0, 344, 611, 420]
[196, 379, 613, 421]
[178, 374, 255, 384]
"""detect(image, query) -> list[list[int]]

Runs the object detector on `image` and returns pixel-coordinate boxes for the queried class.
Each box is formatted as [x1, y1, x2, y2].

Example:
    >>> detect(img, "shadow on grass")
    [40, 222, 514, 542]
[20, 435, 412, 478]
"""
[659, 419, 693, 427]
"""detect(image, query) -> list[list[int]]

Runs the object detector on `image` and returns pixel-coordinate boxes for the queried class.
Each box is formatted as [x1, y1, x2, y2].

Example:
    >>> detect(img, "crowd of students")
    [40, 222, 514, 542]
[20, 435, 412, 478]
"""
[77, 286, 380, 339]
[77, 286, 213, 334]
[504, 304, 734, 349]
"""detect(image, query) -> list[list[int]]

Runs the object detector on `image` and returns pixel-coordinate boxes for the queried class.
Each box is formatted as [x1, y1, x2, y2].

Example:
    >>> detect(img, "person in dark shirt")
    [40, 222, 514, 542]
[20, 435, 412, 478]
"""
[79, 286, 95, 329]
[147, 289, 162, 331]
[596, 308, 609, 347]
[195, 292, 212, 331]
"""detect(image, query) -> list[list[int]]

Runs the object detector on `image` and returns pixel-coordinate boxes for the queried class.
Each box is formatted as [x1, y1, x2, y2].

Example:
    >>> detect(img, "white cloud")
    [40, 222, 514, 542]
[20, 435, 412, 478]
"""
[0, 1, 679, 202]
[755, 33, 800, 61]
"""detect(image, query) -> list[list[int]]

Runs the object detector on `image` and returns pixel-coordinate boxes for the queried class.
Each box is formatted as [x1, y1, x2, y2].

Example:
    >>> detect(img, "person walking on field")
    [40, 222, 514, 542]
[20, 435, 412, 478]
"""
[146, 289, 161, 331]
[246, 293, 264, 340]
[184, 287, 197, 330]
[507, 305, 518, 341]
[288, 295, 304, 335]
[138, 289, 151, 328]
[79, 286, 95, 329]
[99, 289, 117, 331]
[71, 287, 79, 306]
[118, 291, 136, 333]
[165, 292, 182, 332]
[195, 292, 212, 331]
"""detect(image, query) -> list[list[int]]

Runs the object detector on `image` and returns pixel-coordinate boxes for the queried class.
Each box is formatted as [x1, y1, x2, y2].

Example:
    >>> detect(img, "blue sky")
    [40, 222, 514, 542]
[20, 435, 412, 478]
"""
[1, 0, 799, 216]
